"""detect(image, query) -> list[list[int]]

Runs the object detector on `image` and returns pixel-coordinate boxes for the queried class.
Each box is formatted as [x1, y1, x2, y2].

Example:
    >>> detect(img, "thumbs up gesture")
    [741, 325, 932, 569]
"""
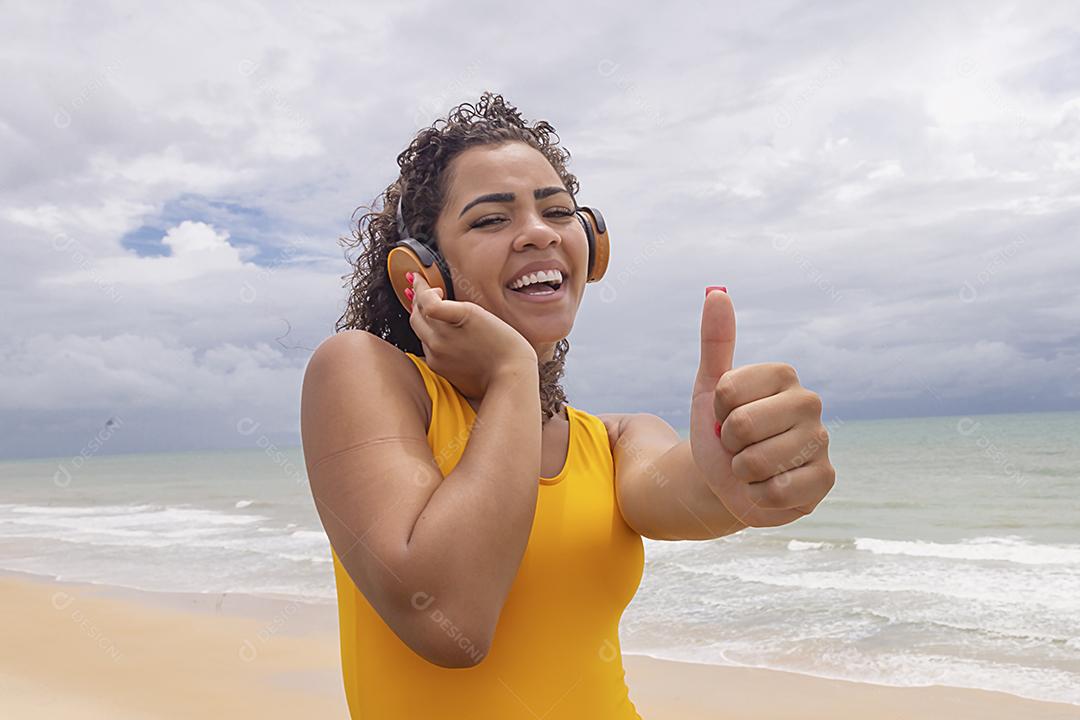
[690, 287, 835, 528]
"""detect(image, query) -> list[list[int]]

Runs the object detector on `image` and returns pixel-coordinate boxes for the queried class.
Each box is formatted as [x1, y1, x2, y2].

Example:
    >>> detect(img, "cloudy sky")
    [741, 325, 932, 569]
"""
[3, 0, 1078, 460]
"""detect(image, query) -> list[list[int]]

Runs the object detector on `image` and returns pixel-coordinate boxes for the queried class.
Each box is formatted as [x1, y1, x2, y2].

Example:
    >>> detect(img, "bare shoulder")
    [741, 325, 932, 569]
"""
[301, 330, 431, 463]
[307, 329, 408, 370]
[596, 412, 680, 450]
[305, 330, 423, 399]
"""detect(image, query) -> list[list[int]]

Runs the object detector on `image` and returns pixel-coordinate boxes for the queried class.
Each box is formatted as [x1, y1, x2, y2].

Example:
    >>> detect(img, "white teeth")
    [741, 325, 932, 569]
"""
[508, 269, 563, 290]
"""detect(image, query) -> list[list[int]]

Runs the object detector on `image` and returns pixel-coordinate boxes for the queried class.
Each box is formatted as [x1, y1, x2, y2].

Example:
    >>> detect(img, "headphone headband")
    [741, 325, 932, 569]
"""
[395, 194, 415, 244]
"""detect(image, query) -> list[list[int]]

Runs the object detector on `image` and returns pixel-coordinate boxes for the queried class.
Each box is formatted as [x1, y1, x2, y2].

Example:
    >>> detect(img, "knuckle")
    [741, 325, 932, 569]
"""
[802, 389, 823, 415]
[823, 463, 837, 488]
[449, 302, 471, 328]
[733, 448, 765, 481]
[779, 363, 799, 385]
[762, 478, 787, 507]
[727, 408, 755, 442]
[715, 377, 740, 409]
[731, 452, 751, 481]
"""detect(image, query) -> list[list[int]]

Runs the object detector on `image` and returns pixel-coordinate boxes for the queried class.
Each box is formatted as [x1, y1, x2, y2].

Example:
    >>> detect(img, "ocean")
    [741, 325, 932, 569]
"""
[1, 410, 1078, 706]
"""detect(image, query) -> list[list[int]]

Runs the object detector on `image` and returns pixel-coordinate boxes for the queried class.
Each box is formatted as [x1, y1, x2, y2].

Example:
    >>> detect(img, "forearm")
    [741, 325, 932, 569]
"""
[627, 438, 748, 541]
[403, 364, 542, 643]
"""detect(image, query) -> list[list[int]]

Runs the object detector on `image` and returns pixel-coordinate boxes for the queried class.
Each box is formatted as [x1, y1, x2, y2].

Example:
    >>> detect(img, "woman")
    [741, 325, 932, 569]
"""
[301, 92, 835, 718]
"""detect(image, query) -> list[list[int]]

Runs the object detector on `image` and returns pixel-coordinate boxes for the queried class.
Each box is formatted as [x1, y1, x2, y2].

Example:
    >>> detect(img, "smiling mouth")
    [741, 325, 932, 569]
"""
[504, 277, 568, 302]
[508, 280, 562, 295]
[506, 273, 565, 295]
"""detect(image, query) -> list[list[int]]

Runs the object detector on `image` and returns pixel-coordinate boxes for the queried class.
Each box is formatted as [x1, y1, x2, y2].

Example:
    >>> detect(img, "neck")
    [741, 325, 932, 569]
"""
[461, 339, 566, 423]
[536, 341, 557, 364]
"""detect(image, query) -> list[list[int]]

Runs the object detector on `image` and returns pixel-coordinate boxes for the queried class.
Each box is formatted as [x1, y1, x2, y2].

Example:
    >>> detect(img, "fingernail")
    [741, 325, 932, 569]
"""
[404, 288, 414, 300]
[705, 286, 728, 297]
[406, 271, 414, 285]
[714, 420, 722, 437]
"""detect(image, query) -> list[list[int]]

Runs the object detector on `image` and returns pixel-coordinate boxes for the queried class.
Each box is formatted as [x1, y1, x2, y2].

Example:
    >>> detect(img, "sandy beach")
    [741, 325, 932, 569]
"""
[2, 571, 1077, 719]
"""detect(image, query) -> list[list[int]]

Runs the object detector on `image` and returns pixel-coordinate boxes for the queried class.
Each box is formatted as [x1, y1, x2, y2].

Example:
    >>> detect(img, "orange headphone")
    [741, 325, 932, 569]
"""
[387, 194, 610, 311]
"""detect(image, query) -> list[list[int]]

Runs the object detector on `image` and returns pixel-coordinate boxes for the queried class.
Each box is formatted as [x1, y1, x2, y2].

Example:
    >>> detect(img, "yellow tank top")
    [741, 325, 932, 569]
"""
[330, 351, 646, 719]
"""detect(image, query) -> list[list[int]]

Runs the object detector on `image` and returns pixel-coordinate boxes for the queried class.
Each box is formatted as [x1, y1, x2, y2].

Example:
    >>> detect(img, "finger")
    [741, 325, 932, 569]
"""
[408, 297, 435, 343]
[719, 387, 823, 453]
[695, 288, 736, 393]
[743, 461, 833, 511]
[410, 272, 469, 327]
[409, 272, 442, 305]
[428, 300, 471, 328]
[730, 421, 829, 483]
[714, 362, 801, 428]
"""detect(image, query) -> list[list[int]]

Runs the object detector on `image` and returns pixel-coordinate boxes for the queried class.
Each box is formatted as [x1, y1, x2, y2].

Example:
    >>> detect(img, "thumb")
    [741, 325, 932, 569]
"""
[696, 286, 736, 389]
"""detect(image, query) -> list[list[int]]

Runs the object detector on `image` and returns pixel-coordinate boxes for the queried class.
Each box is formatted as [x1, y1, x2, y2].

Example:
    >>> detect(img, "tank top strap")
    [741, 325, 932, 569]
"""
[569, 407, 610, 452]
[564, 406, 618, 485]
[403, 351, 616, 487]
[402, 352, 438, 407]
[402, 352, 474, 473]
[403, 351, 467, 413]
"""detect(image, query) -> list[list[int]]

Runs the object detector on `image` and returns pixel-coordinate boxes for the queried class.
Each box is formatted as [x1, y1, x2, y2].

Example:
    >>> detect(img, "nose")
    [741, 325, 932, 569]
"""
[513, 211, 562, 251]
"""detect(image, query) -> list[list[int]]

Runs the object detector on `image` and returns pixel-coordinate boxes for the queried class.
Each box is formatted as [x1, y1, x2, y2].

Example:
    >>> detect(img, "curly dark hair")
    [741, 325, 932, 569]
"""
[335, 91, 580, 423]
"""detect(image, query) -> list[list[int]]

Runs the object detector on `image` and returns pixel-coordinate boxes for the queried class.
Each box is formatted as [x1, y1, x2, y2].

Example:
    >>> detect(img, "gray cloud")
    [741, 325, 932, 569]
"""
[3, 0, 1078, 459]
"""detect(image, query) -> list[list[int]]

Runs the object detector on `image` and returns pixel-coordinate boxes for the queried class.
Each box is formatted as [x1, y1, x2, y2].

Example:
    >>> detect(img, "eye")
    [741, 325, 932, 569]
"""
[470, 208, 575, 229]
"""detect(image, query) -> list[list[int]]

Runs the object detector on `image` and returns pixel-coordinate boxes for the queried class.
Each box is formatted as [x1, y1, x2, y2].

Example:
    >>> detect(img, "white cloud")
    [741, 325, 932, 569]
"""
[2, 0, 1078, 458]
[45, 221, 248, 285]
[0, 333, 301, 411]
[89, 145, 254, 190]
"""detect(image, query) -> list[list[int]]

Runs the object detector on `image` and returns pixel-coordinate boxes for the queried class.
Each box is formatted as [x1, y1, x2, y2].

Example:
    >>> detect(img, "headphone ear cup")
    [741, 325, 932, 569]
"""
[388, 241, 455, 312]
[575, 206, 610, 283]
[392, 194, 455, 309]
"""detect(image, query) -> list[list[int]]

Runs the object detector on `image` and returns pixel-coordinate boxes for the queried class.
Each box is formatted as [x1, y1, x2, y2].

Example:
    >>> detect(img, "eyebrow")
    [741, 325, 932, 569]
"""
[458, 186, 570, 218]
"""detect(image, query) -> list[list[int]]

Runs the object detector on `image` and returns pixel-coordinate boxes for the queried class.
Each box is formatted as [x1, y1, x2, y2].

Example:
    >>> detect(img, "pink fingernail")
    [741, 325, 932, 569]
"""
[406, 271, 415, 285]
[705, 286, 728, 297]
[404, 287, 414, 300]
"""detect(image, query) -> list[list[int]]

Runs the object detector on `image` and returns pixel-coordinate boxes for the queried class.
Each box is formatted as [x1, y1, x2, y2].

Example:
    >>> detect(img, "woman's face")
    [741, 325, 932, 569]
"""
[433, 142, 589, 359]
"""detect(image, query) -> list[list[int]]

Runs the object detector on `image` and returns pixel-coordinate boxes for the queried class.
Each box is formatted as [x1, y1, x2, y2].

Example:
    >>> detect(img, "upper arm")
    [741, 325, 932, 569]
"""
[600, 412, 683, 539]
[301, 331, 464, 663]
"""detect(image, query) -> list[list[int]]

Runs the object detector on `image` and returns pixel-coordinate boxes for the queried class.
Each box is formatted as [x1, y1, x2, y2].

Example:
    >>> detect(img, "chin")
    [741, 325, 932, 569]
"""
[519, 316, 574, 346]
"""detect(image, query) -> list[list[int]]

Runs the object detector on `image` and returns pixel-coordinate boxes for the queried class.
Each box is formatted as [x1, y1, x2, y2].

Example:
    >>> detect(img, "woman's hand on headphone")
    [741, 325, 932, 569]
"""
[407, 273, 539, 400]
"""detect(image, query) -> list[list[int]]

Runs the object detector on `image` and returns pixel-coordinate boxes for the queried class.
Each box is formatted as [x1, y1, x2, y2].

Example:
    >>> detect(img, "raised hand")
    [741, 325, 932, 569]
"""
[407, 272, 538, 401]
[688, 287, 835, 528]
